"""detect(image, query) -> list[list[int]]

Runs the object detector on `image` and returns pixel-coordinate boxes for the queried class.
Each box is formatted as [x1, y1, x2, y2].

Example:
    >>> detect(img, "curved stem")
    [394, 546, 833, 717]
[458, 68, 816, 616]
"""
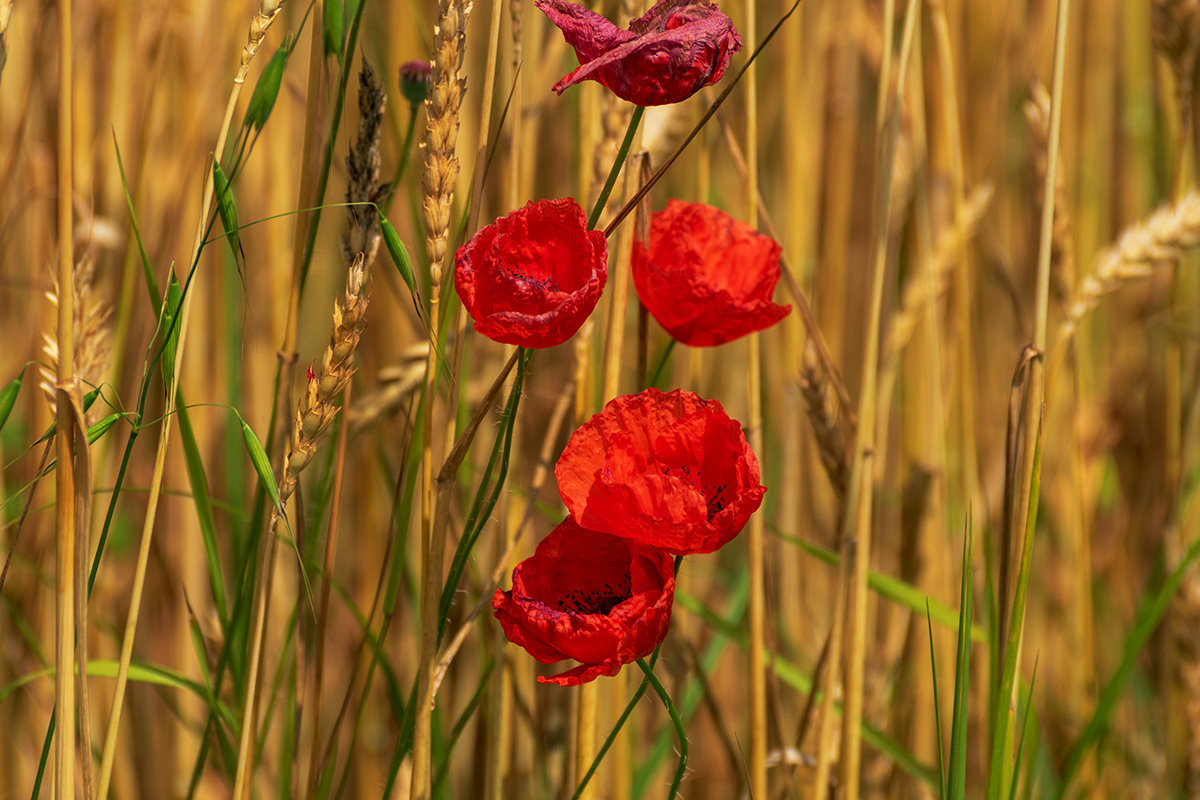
[636, 658, 687, 800]
[588, 105, 644, 230]
[570, 558, 681, 800]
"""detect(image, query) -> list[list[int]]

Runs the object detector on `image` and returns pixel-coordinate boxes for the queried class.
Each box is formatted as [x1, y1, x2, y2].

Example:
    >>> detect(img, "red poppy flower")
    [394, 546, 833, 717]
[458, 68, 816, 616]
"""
[632, 200, 791, 346]
[536, 0, 743, 107]
[456, 198, 608, 348]
[556, 388, 765, 555]
[492, 518, 675, 686]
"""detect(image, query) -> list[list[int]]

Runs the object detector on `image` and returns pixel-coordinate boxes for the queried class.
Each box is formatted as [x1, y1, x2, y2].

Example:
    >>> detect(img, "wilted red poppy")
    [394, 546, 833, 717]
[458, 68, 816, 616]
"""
[632, 200, 791, 347]
[492, 518, 675, 686]
[556, 388, 765, 555]
[536, 0, 742, 107]
[456, 198, 607, 348]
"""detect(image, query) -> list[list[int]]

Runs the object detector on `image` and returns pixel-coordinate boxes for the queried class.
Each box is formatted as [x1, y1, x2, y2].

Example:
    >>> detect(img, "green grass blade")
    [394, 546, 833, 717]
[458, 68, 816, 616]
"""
[212, 158, 246, 275]
[0, 366, 26, 433]
[949, 521, 974, 800]
[775, 527, 987, 643]
[927, 604, 947, 800]
[235, 410, 282, 515]
[178, 400, 229, 624]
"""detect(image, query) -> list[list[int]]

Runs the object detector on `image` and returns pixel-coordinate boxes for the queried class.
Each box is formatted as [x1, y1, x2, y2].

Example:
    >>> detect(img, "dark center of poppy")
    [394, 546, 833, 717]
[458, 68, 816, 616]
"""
[555, 572, 632, 615]
[662, 465, 729, 521]
[501, 262, 561, 293]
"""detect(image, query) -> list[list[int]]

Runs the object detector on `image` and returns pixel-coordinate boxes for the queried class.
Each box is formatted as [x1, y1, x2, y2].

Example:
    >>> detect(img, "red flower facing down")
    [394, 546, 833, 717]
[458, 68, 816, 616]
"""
[556, 388, 765, 555]
[456, 198, 608, 348]
[536, 0, 742, 107]
[492, 518, 676, 686]
[632, 200, 791, 347]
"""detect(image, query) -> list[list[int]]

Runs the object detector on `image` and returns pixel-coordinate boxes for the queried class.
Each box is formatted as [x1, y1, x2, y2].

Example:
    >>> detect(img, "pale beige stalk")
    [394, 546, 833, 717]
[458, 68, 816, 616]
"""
[97, 4, 286, 799]
[54, 0, 77, 793]
[995, 0, 1069, 791]
[412, 0, 471, 794]
[928, 0, 981, 516]
[744, 0, 767, 793]
[840, 2, 916, 796]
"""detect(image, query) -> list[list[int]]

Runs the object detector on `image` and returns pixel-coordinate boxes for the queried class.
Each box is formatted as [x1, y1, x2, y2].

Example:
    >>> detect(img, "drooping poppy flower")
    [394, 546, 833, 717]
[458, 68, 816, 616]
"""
[556, 388, 765, 555]
[632, 200, 791, 347]
[455, 198, 608, 348]
[536, 0, 743, 107]
[492, 518, 676, 686]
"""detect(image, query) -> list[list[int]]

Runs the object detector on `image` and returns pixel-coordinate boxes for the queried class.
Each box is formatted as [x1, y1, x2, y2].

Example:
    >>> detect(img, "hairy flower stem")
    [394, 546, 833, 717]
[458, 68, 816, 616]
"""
[589, 105, 644, 231]
[636, 658, 687, 800]
[569, 557, 680, 800]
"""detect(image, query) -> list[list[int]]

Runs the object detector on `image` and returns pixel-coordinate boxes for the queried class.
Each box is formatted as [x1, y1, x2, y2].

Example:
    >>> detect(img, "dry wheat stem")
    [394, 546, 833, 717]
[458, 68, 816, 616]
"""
[990, 0, 1069, 793]
[54, 0, 78, 791]
[840, 2, 916, 795]
[1025, 82, 1075, 296]
[744, 0, 768, 791]
[99, 5, 289, 798]
[414, 3, 472, 796]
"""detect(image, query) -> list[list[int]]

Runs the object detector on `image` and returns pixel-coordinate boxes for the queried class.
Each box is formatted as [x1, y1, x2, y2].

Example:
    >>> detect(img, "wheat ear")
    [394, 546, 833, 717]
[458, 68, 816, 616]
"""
[1057, 192, 1200, 346]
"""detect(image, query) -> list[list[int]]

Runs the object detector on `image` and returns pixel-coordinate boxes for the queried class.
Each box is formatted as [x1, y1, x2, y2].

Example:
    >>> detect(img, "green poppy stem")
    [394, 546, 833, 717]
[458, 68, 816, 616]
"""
[635, 657, 687, 800]
[391, 104, 421, 196]
[588, 105, 645, 231]
[569, 557, 682, 800]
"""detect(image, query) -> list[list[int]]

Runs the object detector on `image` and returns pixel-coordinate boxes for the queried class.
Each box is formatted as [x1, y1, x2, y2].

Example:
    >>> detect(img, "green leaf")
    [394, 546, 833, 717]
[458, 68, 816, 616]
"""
[775, 527, 987, 643]
[323, 0, 344, 57]
[0, 366, 26, 433]
[85, 413, 124, 444]
[213, 159, 246, 274]
[236, 412, 282, 515]
[378, 213, 421, 299]
[113, 135, 160, 307]
[179, 401, 228, 623]
[33, 385, 104, 446]
[242, 38, 288, 133]
[161, 270, 183, 388]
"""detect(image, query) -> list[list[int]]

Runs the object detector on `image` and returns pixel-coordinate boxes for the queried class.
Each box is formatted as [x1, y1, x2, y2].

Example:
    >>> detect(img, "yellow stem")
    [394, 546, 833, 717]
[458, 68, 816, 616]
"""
[54, 0, 77, 793]
[840, 2, 917, 796]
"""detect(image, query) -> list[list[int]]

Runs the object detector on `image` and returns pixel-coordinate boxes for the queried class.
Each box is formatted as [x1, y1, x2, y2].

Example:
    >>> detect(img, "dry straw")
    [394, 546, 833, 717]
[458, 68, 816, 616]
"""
[1025, 83, 1075, 298]
[413, 0, 472, 795]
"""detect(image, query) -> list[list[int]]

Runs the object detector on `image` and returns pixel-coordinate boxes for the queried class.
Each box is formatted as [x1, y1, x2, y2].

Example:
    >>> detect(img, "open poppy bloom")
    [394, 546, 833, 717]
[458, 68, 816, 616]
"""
[556, 388, 765, 555]
[632, 200, 791, 346]
[456, 198, 607, 348]
[492, 518, 676, 686]
[536, 0, 742, 107]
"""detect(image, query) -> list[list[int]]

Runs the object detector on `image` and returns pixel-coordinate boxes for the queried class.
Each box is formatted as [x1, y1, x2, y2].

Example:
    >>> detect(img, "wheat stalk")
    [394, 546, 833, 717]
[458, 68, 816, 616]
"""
[413, 0, 472, 795]
[1025, 82, 1075, 299]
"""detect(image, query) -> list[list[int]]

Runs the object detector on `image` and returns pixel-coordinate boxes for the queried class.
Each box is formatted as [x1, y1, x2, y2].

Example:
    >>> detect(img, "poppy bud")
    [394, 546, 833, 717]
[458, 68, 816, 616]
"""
[399, 60, 432, 106]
